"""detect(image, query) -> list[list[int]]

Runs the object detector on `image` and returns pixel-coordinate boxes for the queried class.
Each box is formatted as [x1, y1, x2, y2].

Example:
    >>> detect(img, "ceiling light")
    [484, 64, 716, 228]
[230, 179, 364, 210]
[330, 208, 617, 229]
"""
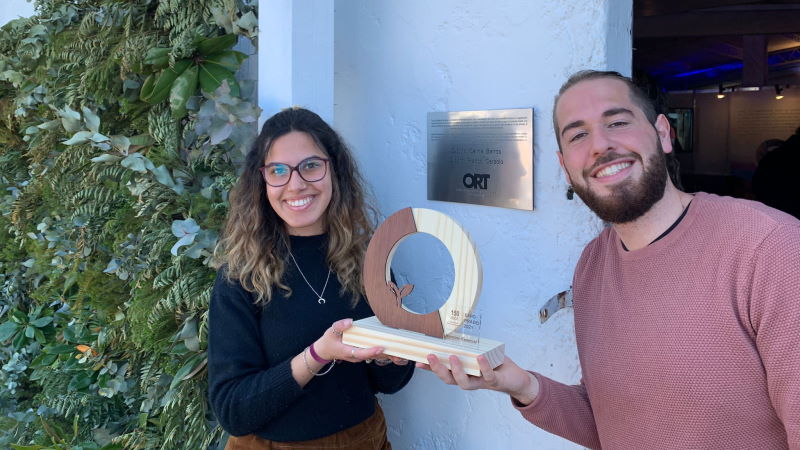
[716, 85, 725, 99]
[775, 85, 784, 100]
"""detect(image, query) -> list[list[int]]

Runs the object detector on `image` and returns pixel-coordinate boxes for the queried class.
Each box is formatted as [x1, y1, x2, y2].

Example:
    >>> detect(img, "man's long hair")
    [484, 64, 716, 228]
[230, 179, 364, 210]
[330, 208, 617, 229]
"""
[216, 107, 375, 306]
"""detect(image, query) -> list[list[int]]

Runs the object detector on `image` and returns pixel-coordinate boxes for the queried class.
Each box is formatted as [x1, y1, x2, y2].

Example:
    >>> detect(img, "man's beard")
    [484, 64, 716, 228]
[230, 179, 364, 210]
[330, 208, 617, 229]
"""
[571, 143, 668, 224]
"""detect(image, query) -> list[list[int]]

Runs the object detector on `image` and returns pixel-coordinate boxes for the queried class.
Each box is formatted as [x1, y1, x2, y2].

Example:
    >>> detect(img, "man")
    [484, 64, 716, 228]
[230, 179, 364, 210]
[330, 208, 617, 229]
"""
[752, 127, 800, 220]
[420, 71, 800, 449]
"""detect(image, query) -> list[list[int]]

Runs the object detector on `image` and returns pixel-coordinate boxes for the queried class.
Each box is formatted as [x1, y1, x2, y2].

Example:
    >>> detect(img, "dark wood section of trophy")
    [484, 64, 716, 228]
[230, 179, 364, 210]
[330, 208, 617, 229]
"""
[363, 207, 445, 338]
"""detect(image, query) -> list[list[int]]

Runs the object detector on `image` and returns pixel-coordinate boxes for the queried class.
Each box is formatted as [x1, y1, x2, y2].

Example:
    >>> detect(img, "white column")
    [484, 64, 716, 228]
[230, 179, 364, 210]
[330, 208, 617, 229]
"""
[259, 0, 335, 126]
[606, 0, 634, 75]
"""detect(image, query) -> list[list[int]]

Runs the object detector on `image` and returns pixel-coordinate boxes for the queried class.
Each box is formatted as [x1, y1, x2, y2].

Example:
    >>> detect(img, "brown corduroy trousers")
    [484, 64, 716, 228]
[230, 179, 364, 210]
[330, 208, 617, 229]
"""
[224, 404, 391, 450]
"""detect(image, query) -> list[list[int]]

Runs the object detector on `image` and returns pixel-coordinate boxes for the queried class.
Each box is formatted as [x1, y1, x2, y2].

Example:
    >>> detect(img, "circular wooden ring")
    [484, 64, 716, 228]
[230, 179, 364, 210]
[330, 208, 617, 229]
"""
[363, 207, 482, 338]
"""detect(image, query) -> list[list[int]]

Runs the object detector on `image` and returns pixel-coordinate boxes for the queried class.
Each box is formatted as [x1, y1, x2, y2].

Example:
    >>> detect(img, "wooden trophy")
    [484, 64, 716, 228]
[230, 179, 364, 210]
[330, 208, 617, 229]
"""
[342, 207, 504, 376]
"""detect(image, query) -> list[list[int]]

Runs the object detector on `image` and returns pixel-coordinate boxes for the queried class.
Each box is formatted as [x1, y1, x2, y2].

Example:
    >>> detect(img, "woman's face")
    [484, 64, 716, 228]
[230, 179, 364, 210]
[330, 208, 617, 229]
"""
[263, 131, 333, 236]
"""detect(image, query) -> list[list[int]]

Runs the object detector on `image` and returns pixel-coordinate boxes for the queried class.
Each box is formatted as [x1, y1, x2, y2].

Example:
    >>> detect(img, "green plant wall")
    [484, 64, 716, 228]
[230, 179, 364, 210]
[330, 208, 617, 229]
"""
[0, 1, 258, 448]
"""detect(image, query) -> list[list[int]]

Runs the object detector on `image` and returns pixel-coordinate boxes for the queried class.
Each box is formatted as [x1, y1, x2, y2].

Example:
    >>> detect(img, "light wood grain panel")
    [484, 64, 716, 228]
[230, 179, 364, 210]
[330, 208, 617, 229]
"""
[342, 316, 504, 376]
[411, 208, 482, 336]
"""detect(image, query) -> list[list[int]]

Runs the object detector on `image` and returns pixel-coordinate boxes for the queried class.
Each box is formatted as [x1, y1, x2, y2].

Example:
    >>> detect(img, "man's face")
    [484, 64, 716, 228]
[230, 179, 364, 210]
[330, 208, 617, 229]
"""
[555, 77, 672, 224]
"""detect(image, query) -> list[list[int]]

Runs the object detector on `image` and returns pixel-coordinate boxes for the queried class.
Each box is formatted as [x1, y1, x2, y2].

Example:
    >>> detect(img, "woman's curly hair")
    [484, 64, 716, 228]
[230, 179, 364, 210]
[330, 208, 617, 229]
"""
[216, 107, 376, 306]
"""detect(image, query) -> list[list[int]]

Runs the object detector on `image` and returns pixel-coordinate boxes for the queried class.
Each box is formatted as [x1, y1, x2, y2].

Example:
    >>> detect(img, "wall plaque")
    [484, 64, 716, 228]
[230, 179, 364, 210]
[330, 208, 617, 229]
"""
[428, 108, 534, 210]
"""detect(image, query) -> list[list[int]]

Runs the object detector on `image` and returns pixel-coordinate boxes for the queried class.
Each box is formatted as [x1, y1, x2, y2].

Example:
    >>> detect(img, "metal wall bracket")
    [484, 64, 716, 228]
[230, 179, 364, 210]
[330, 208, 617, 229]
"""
[538, 288, 573, 323]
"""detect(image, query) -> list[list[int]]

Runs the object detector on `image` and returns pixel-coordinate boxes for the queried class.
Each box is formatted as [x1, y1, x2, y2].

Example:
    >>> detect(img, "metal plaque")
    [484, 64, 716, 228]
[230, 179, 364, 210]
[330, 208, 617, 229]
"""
[427, 108, 533, 210]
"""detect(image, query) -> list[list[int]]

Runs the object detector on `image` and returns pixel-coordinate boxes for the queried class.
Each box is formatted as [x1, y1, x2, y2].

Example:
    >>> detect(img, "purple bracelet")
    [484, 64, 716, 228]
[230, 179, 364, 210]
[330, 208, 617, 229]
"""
[309, 343, 331, 364]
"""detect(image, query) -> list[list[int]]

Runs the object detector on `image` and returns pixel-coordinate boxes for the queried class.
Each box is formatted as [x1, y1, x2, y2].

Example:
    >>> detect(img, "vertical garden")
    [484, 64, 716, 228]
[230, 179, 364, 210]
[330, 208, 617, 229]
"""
[0, 0, 258, 448]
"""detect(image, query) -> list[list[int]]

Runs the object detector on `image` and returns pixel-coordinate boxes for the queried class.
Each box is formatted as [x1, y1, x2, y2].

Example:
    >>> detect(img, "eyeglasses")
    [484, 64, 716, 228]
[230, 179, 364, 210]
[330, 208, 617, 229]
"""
[259, 156, 330, 187]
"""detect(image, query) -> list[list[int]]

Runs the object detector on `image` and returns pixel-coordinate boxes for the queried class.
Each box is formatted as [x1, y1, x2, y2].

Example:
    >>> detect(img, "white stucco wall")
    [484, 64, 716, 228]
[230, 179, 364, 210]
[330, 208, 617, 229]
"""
[0, 0, 36, 26]
[260, 0, 632, 448]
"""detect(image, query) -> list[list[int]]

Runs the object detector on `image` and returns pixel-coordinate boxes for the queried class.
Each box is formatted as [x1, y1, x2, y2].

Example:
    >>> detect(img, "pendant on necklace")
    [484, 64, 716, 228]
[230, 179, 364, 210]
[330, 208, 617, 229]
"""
[318, 298, 326, 305]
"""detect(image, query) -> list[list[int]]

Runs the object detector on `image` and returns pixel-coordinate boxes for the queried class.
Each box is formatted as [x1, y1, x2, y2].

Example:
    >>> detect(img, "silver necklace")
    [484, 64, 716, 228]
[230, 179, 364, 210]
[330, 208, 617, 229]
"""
[289, 252, 331, 304]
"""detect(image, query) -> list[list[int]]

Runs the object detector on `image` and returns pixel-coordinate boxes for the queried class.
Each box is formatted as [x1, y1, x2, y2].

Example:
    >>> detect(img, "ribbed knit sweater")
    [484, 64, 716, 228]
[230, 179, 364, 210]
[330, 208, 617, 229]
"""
[208, 234, 414, 441]
[517, 193, 800, 449]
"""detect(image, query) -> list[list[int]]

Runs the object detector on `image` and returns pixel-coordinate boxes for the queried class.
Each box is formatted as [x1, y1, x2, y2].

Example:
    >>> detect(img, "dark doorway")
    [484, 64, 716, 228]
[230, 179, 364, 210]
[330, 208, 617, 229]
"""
[632, 1, 800, 202]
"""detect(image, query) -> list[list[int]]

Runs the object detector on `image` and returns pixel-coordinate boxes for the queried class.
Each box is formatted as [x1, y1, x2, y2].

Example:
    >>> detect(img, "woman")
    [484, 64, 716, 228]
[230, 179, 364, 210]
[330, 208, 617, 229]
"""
[209, 107, 413, 449]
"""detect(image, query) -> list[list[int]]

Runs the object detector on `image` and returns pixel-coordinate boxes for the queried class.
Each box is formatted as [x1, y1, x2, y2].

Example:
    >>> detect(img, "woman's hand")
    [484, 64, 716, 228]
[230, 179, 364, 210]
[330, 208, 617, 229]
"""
[313, 318, 384, 363]
[370, 354, 409, 366]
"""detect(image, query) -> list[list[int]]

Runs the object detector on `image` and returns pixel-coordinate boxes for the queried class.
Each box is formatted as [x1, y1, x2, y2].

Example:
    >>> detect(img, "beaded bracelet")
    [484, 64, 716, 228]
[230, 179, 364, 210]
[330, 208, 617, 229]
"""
[303, 346, 335, 376]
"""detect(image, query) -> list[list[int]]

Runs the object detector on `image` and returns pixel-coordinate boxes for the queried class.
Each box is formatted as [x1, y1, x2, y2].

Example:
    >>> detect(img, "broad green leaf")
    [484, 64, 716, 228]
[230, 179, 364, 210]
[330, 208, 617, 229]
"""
[203, 50, 247, 71]
[144, 47, 170, 69]
[90, 132, 110, 143]
[169, 64, 199, 119]
[110, 135, 130, 153]
[12, 331, 26, 349]
[128, 134, 155, 147]
[30, 316, 53, 327]
[25, 325, 34, 338]
[62, 326, 77, 343]
[179, 317, 198, 340]
[196, 34, 237, 56]
[0, 321, 20, 341]
[170, 234, 196, 256]
[59, 105, 82, 133]
[67, 372, 92, 391]
[151, 165, 178, 190]
[90, 154, 121, 163]
[171, 218, 200, 237]
[199, 63, 240, 99]
[207, 120, 233, 145]
[184, 335, 200, 351]
[184, 229, 218, 259]
[47, 343, 76, 354]
[33, 327, 45, 344]
[11, 310, 26, 323]
[36, 119, 60, 130]
[139, 74, 156, 101]
[63, 130, 93, 145]
[81, 106, 100, 133]
[103, 258, 120, 273]
[143, 59, 192, 105]
[31, 352, 57, 367]
[170, 354, 205, 389]
[0, 70, 24, 87]
[28, 24, 47, 36]
[121, 153, 155, 173]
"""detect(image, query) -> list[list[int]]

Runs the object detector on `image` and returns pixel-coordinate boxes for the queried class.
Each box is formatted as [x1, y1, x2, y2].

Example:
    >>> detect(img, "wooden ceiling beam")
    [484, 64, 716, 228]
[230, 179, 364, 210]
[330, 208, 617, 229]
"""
[742, 35, 768, 86]
[634, 10, 800, 38]
[636, 0, 800, 18]
[636, 0, 764, 17]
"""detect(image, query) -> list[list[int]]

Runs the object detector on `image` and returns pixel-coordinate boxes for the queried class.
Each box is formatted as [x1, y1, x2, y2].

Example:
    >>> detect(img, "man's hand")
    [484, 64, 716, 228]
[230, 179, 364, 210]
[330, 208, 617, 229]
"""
[417, 354, 540, 406]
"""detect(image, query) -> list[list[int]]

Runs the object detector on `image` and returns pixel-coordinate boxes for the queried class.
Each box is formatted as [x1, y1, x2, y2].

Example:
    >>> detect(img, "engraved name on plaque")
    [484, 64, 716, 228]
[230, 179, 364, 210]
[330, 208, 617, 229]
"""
[428, 108, 534, 210]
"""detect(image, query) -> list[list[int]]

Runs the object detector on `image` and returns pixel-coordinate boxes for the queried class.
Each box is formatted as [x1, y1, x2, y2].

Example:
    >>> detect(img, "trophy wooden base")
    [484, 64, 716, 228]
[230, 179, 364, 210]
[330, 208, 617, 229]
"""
[342, 316, 504, 376]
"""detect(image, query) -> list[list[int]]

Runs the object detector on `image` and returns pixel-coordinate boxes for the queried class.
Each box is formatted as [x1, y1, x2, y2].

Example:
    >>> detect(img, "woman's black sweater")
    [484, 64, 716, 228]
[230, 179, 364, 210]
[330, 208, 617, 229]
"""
[208, 234, 414, 441]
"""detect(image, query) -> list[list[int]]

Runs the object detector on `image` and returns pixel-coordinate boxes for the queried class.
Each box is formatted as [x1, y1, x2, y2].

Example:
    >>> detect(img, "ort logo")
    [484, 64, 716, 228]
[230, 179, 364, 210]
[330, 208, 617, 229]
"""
[462, 173, 490, 190]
